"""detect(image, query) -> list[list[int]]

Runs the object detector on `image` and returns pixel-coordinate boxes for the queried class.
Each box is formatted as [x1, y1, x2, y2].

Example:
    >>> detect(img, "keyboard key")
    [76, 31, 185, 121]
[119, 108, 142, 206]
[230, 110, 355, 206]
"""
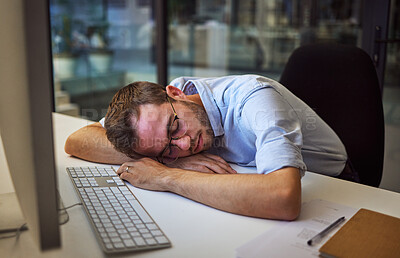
[117, 229, 128, 234]
[112, 220, 122, 225]
[123, 239, 136, 248]
[155, 236, 169, 244]
[142, 233, 152, 239]
[139, 228, 149, 234]
[127, 227, 138, 233]
[126, 199, 153, 223]
[134, 237, 146, 246]
[146, 223, 158, 230]
[151, 230, 163, 236]
[113, 242, 125, 249]
[111, 237, 122, 244]
[104, 243, 113, 250]
[121, 218, 131, 223]
[105, 227, 116, 233]
[120, 233, 131, 239]
[145, 238, 157, 245]
[111, 187, 120, 193]
[136, 224, 145, 229]
[129, 232, 141, 238]
[129, 214, 139, 219]
[115, 224, 125, 229]
[103, 222, 113, 228]
[108, 232, 119, 238]
[125, 222, 134, 228]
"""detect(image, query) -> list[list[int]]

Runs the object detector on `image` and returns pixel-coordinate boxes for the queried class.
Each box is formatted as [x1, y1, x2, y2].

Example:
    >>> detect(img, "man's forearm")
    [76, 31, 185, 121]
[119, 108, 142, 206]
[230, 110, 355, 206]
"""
[65, 123, 134, 164]
[118, 159, 302, 220]
[164, 167, 301, 220]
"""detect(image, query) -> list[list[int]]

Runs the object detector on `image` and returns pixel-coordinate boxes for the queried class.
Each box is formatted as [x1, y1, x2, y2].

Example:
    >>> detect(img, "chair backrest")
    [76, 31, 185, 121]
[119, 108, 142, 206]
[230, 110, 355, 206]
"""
[280, 43, 384, 187]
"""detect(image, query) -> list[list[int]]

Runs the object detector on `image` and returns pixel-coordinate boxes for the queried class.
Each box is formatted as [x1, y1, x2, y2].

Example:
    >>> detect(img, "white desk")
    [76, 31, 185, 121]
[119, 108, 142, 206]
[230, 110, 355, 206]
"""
[1, 113, 400, 258]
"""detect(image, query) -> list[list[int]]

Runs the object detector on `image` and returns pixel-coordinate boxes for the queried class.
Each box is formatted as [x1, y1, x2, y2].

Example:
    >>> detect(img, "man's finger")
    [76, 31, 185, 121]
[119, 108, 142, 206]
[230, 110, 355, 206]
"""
[200, 166, 215, 174]
[117, 164, 131, 175]
[116, 167, 124, 175]
[202, 153, 237, 173]
[192, 155, 236, 174]
[119, 171, 128, 180]
[207, 160, 236, 174]
[201, 162, 230, 174]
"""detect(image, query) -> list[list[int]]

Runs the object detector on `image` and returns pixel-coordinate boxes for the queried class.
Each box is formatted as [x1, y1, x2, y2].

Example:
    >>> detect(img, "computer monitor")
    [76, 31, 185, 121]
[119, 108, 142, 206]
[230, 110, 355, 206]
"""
[0, 0, 61, 251]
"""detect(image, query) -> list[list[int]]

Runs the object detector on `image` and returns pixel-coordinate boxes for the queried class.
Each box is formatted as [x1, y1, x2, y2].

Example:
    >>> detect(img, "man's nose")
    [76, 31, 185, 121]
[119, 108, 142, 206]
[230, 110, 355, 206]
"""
[171, 135, 191, 151]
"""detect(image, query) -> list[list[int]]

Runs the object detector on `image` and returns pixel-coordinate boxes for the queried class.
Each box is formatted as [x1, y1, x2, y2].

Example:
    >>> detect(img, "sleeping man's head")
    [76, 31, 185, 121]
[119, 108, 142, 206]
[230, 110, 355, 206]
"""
[104, 81, 214, 163]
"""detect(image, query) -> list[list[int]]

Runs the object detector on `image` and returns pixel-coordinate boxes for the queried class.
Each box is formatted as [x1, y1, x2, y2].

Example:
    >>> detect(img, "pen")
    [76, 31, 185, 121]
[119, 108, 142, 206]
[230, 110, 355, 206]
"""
[307, 216, 346, 246]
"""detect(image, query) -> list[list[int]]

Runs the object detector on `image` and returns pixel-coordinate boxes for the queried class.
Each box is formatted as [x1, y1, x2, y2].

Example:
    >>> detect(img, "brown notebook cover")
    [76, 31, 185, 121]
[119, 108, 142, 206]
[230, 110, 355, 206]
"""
[319, 208, 400, 258]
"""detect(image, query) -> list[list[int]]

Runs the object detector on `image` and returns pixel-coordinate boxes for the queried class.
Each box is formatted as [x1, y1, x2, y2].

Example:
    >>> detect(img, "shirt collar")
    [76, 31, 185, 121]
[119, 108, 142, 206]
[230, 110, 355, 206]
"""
[184, 80, 224, 137]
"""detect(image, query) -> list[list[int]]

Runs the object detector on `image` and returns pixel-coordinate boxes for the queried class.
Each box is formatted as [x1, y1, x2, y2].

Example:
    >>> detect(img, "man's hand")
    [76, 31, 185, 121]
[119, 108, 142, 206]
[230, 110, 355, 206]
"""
[117, 158, 171, 191]
[165, 153, 237, 174]
[116, 154, 236, 192]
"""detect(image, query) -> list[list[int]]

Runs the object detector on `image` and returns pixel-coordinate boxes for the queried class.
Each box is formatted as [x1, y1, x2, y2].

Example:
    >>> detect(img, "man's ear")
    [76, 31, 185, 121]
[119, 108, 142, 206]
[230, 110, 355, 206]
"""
[166, 85, 187, 100]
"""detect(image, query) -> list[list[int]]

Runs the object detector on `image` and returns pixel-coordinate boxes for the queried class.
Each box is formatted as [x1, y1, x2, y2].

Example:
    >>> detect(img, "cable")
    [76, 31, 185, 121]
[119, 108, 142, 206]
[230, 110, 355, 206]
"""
[0, 223, 28, 240]
[58, 202, 83, 226]
[0, 202, 83, 240]
[58, 202, 83, 211]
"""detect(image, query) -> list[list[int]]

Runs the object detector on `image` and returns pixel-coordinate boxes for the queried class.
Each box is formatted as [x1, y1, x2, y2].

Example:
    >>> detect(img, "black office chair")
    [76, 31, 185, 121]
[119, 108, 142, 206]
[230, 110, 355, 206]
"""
[280, 43, 384, 187]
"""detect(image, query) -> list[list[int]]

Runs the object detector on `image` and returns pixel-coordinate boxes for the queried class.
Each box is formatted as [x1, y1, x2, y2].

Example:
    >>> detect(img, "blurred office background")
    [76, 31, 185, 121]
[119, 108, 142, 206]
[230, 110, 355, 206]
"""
[49, 0, 399, 192]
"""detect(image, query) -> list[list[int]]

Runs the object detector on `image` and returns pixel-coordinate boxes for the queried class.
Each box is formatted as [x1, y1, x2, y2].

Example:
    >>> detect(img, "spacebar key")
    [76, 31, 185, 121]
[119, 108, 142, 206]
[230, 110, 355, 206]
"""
[128, 199, 152, 223]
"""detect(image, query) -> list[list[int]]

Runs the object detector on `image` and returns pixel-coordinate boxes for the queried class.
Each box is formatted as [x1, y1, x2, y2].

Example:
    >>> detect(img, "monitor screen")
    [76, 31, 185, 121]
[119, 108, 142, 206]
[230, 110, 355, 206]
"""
[0, 0, 61, 250]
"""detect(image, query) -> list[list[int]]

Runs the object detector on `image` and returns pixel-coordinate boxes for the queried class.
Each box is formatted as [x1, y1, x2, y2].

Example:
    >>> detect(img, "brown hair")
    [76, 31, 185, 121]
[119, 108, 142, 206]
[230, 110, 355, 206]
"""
[104, 81, 171, 158]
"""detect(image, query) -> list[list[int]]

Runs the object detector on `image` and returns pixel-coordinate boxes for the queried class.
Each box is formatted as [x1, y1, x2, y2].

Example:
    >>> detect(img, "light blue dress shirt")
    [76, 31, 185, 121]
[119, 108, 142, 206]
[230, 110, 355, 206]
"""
[169, 75, 347, 176]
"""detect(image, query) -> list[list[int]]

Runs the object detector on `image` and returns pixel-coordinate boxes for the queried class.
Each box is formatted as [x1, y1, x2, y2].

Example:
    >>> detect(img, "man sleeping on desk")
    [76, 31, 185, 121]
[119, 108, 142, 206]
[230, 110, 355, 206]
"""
[65, 75, 359, 221]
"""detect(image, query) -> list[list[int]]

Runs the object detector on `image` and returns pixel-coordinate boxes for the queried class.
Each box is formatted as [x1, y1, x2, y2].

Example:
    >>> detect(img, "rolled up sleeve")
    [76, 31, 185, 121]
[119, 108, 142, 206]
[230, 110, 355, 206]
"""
[240, 87, 307, 176]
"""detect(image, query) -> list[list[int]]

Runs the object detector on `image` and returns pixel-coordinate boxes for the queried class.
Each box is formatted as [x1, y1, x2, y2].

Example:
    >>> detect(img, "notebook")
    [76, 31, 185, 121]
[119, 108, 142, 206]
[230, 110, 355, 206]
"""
[319, 208, 400, 258]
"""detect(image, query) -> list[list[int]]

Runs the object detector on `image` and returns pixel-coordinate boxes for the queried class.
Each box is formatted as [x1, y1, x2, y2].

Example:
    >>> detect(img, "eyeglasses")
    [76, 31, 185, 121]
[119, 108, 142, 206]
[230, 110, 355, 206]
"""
[157, 96, 187, 164]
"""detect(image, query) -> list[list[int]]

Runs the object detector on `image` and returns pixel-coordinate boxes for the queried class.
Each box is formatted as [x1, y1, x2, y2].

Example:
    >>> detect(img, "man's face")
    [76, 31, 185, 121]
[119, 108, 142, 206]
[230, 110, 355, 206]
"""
[133, 99, 214, 160]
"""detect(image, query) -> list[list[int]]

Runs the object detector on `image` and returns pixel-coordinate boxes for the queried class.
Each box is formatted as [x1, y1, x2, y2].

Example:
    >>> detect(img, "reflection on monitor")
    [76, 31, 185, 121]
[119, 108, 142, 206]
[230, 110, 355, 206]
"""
[0, 0, 61, 250]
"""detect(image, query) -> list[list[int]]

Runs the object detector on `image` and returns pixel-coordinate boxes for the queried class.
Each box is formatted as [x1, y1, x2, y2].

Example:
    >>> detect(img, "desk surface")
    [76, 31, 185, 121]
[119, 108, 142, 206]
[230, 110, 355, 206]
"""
[1, 113, 400, 258]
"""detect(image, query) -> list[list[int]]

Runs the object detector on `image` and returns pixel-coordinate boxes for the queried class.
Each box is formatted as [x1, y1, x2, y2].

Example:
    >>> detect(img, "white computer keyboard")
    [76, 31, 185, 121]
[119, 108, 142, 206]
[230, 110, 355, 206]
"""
[66, 166, 171, 254]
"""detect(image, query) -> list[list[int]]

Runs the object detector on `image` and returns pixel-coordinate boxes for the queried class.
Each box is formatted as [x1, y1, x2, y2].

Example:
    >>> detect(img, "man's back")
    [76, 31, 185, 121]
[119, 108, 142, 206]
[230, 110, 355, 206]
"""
[170, 74, 347, 176]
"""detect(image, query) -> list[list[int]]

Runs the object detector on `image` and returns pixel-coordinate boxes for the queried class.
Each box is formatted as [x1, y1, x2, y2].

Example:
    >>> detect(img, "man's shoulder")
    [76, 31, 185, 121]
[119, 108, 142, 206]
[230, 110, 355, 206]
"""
[172, 74, 281, 106]
[207, 75, 278, 101]
[169, 76, 202, 89]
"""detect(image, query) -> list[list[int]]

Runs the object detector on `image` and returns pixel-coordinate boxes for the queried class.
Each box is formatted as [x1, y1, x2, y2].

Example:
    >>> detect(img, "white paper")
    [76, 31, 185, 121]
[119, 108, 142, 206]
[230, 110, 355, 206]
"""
[236, 199, 358, 258]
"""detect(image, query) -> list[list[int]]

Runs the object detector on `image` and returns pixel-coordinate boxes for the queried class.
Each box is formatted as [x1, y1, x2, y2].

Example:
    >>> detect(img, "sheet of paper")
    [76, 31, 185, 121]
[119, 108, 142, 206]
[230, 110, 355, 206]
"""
[236, 199, 358, 258]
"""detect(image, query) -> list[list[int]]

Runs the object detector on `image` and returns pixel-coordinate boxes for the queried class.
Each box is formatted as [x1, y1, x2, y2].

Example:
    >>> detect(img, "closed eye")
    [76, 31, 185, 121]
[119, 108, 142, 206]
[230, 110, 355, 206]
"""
[170, 117, 180, 137]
